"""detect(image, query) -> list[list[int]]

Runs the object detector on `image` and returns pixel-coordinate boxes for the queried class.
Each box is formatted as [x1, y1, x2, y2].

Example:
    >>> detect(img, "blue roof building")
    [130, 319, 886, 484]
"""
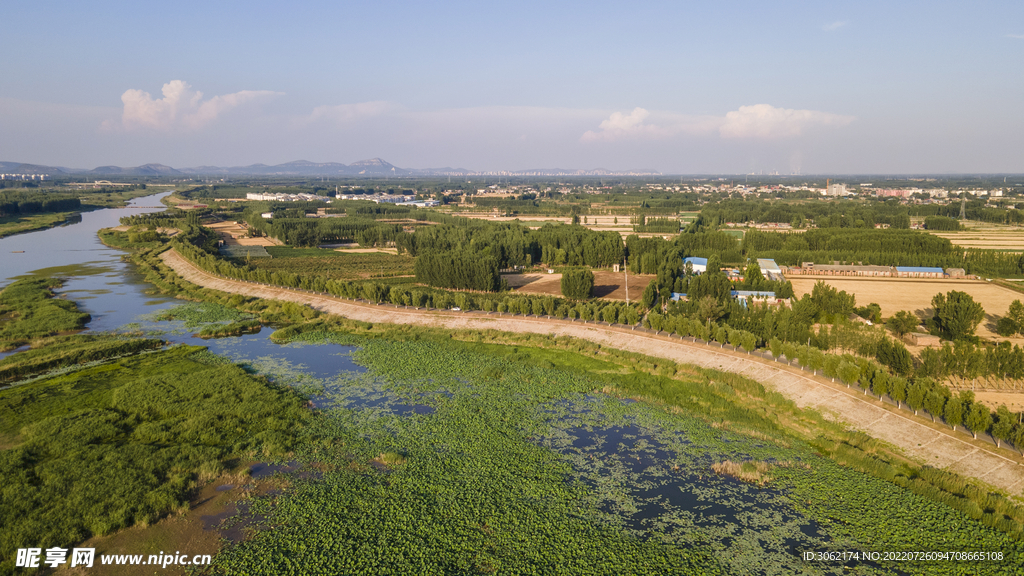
[895, 266, 944, 277]
[683, 257, 707, 274]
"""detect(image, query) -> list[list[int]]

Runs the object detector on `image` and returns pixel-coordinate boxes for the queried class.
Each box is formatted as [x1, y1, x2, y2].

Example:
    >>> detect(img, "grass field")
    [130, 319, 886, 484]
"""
[0, 211, 75, 239]
[250, 246, 415, 281]
[0, 277, 91, 351]
[0, 344, 308, 575]
[789, 276, 1023, 341]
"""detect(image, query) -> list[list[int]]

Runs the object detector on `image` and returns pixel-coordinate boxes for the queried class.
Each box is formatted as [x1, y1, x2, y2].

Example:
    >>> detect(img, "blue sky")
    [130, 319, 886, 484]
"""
[1, 1, 1022, 173]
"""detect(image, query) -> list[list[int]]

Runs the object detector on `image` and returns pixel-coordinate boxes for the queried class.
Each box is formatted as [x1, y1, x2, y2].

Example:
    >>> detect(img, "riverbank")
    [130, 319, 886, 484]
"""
[160, 247, 1024, 497]
[0, 188, 168, 239]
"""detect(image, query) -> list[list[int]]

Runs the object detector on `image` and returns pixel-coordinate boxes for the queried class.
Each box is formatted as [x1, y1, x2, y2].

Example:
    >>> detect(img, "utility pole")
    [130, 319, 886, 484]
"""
[624, 258, 629, 304]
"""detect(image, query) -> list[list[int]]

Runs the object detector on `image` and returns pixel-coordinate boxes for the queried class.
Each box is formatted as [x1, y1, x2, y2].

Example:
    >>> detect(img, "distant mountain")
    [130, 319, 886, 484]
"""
[0, 159, 661, 178]
[89, 164, 181, 177]
[0, 162, 81, 175]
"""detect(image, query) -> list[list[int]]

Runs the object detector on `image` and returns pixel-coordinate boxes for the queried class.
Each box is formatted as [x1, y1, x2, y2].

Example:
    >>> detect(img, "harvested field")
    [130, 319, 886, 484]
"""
[790, 276, 1024, 342]
[974, 391, 1024, 412]
[506, 270, 653, 301]
[929, 222, 1024, 251]
[207, 221, 280, 247]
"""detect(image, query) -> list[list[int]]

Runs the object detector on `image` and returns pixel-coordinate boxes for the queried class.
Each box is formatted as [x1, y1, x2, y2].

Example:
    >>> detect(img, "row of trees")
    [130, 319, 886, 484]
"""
[0, 191, 81, 216]
[767, 339, 1024, 448]
[699, 198, 914, 229]
[171, 236, 642, 323]
[169, 226, 1024, 454]
[413, 250, 502, 292]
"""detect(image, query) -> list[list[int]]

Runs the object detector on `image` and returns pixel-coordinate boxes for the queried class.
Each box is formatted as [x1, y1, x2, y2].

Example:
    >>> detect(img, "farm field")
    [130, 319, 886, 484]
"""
[928, 221, 1024, 251]
[250, 246, 415, 281]
[788, 276, 1023, 342]
[507, 270, 653, 301]
[974, 391, 1024, 413]
[207, 220, 280, 247]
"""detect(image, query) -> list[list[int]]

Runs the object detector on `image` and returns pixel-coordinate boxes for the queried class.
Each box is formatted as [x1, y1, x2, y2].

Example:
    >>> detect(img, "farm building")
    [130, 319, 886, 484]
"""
[895, 266, 944, 278]
[731, 290, 779, 307]
[756, 258, 784, 281]
[786, 263, 893, 277]
[683, 257, 707, 274]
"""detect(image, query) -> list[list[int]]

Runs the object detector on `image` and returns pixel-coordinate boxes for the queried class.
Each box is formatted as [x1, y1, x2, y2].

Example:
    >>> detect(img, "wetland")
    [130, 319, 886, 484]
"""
[1, 193, 1022, 575]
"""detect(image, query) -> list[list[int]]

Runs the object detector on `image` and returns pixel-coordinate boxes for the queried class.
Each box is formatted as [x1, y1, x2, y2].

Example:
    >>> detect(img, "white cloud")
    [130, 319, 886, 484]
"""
[117, 80, 280, 131]
[581, 104, 852, 142]
[308, 101, 390, 123]
[1007, 34, 1024, 39]
[581, 107, 715, 142]
[719, 104, 853, 139]
[822, 20, 848, 31]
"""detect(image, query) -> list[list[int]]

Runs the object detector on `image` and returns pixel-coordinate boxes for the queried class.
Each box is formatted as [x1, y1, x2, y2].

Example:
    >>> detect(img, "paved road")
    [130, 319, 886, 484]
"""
[161, 249, 1024, 496]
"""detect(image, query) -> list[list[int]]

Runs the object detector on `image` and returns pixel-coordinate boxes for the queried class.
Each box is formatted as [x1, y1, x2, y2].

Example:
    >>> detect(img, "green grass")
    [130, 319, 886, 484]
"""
[265, 246, 352, 258]
[0, 345, 308, 576]
[0, 211, 75, 239]
[98, 228, 165, 251]
[147, 301, 257, 329]
[0, 277, 91, 351]
[0, 335, 162, 383]
[205, 331, 1023, 575]
[249, 248, 415, 280]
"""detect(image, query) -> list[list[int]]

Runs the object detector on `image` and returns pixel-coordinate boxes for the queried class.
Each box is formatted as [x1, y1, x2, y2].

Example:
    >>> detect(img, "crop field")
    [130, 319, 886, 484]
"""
[248, 247, 415, 281]
[789, 276, 1023, 341]
[507, 270, 653, 301]
[974, 391, 1024, 413]
[196, 333, 1023, 575]
[929, 226, 1024, 252]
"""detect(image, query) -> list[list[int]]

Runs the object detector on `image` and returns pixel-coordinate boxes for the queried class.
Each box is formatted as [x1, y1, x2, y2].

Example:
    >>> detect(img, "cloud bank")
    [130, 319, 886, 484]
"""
[719, 104, 854, 138]
[582, 104, 853, 142]
[118, 80, 280, 130]
[308, 101, 390, 123]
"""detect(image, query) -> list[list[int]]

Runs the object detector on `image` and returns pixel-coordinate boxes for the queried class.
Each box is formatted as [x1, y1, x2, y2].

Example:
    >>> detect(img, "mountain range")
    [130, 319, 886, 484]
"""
[0, 159, 660, 178]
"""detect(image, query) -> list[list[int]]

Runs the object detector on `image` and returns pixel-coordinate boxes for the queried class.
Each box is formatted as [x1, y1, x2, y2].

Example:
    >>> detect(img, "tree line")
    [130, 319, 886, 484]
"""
[0, 191, 81, 216]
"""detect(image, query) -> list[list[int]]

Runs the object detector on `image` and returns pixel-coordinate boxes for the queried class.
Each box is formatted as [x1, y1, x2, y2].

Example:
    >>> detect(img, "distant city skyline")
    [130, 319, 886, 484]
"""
[2, 1, 1022, 174]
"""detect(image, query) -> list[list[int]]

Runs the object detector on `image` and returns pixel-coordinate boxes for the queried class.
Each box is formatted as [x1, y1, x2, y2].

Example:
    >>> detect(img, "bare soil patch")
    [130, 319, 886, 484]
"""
[207, 221, 280, 247]
[974, 391, 1024, 412]
[506, 270, 653, 301]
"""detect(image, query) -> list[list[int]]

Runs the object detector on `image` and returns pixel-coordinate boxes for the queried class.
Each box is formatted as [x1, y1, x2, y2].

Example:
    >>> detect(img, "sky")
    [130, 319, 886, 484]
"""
[1, 0, 1022, 174]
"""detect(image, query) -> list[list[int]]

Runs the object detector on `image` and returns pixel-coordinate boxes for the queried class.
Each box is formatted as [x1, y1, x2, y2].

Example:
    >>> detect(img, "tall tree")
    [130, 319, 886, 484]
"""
[560, 269, 594, 301]
[931, 290, 985, 341]
[887, 310, 920, 338]
[966, 403, 992, 440]
[945, 396, 964, 431]
[992, 406, 1014, 448]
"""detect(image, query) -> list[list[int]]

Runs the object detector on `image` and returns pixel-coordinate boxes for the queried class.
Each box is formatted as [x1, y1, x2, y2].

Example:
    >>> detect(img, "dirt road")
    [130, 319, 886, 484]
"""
[161, 249, 1024, 496]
